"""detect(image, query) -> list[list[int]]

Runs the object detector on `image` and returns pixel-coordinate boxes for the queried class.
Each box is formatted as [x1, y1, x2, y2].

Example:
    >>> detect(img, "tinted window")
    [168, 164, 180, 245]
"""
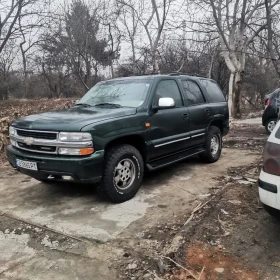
[155, 80, 183, 107]
[200, 79, 225, 103]
[78, 79, 152, 107]
[182, 80, 205, 105]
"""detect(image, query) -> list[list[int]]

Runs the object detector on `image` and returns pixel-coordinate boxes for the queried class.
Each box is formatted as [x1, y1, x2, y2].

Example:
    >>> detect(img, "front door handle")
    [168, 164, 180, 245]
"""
[205, 109, 210, 115]
[182, 113, 189, 119]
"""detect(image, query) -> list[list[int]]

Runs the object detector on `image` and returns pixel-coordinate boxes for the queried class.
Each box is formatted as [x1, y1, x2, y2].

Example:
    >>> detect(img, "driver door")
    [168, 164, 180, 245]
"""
[149, 79, 191, 159]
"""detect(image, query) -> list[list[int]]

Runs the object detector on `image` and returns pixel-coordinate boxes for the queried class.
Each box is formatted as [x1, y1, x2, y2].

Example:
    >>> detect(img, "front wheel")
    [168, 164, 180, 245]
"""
[200, 126, 222, 163]
[102, 144, 144, 203]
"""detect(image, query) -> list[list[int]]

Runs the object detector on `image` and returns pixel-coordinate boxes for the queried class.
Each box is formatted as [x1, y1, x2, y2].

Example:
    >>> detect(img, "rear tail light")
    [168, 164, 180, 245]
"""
[263, 142, 280, 176]
[265, 99, 271, 108]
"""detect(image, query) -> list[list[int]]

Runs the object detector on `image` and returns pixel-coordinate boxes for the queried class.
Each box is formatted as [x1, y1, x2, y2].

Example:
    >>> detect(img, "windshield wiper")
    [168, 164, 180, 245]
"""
[94, 103, 122, 108]
[75, 103, 92, 107]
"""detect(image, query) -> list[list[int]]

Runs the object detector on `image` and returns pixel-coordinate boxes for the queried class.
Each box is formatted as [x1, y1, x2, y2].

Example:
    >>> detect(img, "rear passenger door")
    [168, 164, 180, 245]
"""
[181, 79, 210, 145]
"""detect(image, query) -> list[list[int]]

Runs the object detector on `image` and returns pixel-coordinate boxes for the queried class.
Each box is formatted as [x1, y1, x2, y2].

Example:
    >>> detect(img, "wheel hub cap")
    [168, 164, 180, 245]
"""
[210, 135, 219, 156]
[114, 159, 136, 190]
[268, 121, 276, 133]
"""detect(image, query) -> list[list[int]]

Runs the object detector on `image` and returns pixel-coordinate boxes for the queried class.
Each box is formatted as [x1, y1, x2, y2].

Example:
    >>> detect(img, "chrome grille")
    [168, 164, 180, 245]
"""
[17, 129, 57, 140]
[11, 129, 93, 155]
[17, 142, 56, 153]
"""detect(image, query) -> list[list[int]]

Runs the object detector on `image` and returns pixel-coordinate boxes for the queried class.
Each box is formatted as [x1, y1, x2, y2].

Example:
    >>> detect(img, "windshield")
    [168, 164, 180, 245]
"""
[77, 79, 152, 108]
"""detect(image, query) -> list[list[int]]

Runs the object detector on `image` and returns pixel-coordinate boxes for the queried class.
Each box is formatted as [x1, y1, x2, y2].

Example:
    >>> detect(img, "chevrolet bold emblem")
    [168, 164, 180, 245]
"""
[24, 137, 34, 146]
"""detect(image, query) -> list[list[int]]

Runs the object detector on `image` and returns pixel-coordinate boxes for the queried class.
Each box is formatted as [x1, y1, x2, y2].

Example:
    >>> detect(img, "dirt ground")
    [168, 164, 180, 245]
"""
[0, 117, 274, 279]
[0, 99, 276, 279]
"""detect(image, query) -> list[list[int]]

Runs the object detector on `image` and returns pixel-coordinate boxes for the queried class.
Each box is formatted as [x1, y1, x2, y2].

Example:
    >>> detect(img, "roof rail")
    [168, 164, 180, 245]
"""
[169, 72, 207, 78]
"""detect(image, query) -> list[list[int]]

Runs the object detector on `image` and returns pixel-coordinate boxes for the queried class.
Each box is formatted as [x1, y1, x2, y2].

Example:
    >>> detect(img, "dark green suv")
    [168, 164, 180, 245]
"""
[7, 73, 229, 202]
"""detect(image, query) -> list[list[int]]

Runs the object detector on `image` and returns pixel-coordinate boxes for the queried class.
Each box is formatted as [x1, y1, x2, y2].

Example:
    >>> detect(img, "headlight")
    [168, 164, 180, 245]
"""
[58, 147, 94, 156]
[58, 132, 92, 142]
[9, 126, 15, 136]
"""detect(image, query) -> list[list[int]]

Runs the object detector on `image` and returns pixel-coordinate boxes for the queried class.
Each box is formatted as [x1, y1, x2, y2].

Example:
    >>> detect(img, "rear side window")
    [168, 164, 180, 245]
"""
[181, 80, 205, 105]
[155, 80, 183, 107]
[200, 79, 225, 103]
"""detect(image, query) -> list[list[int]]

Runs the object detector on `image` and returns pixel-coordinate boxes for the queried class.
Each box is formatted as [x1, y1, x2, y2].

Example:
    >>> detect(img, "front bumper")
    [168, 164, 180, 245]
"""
[259, 170, 280, 210]
[6, 145, 104, 183]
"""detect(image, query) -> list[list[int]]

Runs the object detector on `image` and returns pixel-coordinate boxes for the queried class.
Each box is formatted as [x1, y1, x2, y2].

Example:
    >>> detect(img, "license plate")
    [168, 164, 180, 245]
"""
[16, 159, 38, 171]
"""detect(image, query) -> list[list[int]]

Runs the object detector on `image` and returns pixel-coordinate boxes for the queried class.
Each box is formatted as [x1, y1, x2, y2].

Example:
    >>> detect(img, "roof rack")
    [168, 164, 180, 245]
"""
[169, 72, 207, 78]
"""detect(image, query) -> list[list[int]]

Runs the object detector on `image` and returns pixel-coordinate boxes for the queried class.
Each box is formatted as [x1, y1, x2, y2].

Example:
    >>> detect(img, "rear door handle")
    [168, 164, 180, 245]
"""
[182, 113, 189, 119]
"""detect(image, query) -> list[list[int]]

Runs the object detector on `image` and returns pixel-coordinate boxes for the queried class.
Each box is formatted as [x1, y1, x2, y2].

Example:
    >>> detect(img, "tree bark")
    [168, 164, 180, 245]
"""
[232, 70, 244, 118]
[131, 41, 136, 75]
[228, 73, 234, 116]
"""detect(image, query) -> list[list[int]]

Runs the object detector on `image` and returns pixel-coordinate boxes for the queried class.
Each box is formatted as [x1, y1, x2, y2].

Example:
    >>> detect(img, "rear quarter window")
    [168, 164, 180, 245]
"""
[200, 79, 225, 103]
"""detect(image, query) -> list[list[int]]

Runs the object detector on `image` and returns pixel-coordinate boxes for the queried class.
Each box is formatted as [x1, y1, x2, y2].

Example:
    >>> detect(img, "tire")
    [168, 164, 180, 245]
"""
[263, 204, 280, 220]
[200, 126, 222, 163]
[265, 119, 277, 135]
[102, 144, 144, 203]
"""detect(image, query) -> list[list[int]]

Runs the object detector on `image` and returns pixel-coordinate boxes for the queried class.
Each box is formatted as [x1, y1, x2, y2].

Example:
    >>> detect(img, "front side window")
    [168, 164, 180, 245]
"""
[78, 79, 152, 108]
[154, 80, 183, 107]
[182, 80, 205, 105]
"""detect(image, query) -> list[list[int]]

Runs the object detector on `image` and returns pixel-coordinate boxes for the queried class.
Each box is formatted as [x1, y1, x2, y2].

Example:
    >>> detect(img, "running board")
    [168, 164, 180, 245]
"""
[146, 147, 205, 171]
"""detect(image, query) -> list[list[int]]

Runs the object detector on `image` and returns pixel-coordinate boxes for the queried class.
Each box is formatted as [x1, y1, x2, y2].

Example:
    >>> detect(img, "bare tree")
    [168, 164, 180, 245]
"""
[118, 0, 141, 75]
[209, 0, 268, 117]
[191, 0, 276, 117]
[265, 0, 280, 78]
[118, 0, 172, 73]
[0, 41, 19, 100]
[99, 1, 122, 78]
[0, 0, 47, 54]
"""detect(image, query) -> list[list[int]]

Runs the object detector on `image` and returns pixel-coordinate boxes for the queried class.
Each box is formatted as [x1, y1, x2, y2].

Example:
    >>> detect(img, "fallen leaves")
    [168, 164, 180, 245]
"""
[0, 98, 77, 164]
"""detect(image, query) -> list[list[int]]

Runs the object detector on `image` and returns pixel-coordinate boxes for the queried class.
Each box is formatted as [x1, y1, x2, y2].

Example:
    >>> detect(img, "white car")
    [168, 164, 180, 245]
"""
[259, 119, 280, 217]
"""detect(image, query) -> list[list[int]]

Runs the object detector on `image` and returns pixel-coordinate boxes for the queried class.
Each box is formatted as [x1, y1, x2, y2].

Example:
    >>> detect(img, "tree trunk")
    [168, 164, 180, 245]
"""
[151, 48, 159, 74]
[228, 73, 234, 117]
[132, 42, 136, 75]
[110, 59, 114, 78]
[93, 66, 98, 85]
[208, 49, 216, 78]
[24, 72, 29, 98]
[232, 70, 244, 119]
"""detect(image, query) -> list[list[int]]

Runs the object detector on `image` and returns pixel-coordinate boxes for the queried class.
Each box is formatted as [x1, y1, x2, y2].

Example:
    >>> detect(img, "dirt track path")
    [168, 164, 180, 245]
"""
[0, 148, 259, 279]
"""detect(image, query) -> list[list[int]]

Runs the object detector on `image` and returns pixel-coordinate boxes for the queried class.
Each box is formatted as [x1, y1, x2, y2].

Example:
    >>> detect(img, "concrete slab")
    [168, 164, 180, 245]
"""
[0, 149, 258, 243]
[0, 148, 259, 279]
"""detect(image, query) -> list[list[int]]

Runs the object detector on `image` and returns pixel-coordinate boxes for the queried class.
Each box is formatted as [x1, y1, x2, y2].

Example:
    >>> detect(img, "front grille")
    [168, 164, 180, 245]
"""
[17, 129, 57, 140]
[18, 142, 56, 153]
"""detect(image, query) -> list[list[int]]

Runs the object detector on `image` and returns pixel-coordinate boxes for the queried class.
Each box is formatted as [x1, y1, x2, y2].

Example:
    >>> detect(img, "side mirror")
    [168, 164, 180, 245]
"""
[153, 97, 175, 111]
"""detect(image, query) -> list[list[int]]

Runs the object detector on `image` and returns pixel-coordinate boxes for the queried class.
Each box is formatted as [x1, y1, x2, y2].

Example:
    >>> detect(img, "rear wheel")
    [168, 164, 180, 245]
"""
[102, 144, 144, 203]
[265, 119, 277, 134]
[200, 126, 222, 163]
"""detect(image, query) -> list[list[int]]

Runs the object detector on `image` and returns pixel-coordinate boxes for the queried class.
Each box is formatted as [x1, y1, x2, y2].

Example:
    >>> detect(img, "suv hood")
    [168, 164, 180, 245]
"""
[12, 106, 137, 131]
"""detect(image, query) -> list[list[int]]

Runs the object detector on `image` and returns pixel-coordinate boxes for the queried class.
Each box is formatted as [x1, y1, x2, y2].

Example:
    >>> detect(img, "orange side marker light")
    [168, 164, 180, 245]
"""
[80, 148, 94, 155]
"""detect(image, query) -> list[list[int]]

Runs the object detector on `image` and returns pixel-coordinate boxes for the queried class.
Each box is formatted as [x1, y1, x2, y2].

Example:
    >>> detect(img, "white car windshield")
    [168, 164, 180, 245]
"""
[77, 79, 152, 108]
